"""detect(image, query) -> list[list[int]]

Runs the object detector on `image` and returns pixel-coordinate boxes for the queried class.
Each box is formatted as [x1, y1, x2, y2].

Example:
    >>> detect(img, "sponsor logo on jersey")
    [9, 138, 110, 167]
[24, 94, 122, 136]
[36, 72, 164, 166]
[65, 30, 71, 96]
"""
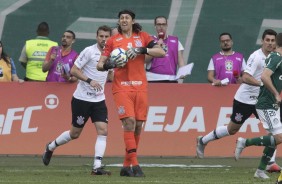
[121, 81, 142, 86]
[250, 95, 257, 100]
[37, 43, 49, 47]
[32, 51, 47, 56]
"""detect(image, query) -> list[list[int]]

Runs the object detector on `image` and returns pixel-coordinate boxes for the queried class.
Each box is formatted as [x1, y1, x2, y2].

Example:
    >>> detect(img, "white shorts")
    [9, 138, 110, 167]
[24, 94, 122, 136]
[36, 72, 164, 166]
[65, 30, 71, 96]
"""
[256, 108, 282, 135]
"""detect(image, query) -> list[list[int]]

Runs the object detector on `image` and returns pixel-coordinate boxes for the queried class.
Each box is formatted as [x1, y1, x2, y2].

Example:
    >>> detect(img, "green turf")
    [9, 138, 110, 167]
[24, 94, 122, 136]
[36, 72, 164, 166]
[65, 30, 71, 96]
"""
[0, 155, 279, 183]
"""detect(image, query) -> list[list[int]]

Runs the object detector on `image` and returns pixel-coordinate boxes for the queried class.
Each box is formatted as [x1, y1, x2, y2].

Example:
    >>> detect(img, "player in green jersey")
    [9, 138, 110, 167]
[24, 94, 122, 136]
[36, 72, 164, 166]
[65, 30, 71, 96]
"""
[234, 33, 282, 182]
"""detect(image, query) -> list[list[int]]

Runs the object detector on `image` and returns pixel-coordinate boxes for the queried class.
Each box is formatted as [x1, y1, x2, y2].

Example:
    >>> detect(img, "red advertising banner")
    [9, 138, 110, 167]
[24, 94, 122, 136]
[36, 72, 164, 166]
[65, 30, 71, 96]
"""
[0, 83, 272, 157]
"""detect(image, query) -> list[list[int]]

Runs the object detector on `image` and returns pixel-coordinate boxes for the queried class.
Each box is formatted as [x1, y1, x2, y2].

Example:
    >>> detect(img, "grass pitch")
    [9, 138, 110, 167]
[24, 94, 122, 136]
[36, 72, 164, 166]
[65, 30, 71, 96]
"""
[0, 155, 280, 184]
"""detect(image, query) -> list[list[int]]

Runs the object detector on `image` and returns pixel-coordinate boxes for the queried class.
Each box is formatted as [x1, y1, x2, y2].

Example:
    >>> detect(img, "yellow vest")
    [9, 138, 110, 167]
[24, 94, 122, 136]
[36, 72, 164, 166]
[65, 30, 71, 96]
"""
[26, 38, 58, 81]
[0, 58, 12, 82]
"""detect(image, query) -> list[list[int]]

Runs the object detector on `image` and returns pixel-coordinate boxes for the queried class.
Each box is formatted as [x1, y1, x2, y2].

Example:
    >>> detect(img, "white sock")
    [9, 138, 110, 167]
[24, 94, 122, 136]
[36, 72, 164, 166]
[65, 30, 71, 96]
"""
[269, 150, 277, 163]
[93, 135, 107, 170]
[202, 126, 230, 145]
[48, 131, 72, 151]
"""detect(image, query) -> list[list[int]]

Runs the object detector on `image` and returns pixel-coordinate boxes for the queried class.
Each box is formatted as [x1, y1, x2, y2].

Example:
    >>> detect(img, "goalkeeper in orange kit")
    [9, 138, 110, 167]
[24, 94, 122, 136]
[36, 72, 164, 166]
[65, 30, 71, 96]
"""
[97, 9, 165, 177]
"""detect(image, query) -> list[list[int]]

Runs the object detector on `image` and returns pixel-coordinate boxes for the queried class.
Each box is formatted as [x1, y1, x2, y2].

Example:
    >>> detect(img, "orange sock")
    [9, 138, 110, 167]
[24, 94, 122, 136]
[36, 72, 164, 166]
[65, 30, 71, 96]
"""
[135, 134, 140, 147]
[123, 134, 141, 166]
[123, 131, 138, 166]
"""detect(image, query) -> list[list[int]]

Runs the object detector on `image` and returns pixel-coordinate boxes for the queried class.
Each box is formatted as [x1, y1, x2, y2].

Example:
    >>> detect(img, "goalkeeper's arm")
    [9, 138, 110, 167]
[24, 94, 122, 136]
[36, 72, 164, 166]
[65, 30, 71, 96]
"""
[97, 55, 125, 71]
[127, 40, 166, 59]
[145, 40, 166, 57]
[97, 55, 112, 71]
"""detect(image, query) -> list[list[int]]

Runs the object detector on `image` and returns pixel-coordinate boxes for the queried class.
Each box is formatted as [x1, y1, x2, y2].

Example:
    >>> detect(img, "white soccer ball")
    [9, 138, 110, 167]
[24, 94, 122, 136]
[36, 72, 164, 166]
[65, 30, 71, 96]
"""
[110, 48, 128, 64]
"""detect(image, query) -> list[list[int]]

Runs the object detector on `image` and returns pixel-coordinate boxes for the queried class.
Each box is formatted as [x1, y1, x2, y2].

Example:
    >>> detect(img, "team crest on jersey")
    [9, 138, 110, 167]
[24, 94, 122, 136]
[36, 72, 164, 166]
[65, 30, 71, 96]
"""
[235, 113, 243, 122]
[225, 60, 233, 71]
[76, 116, 85, 125]
[118, 106, 125, 115]
[56, 62, 63, 73]
[135, 39, 143, 47]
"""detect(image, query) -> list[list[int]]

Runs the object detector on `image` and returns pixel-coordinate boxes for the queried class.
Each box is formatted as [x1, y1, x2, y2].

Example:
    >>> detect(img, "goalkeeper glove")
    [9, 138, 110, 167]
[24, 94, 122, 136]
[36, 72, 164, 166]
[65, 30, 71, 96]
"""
[104, 55, 127, 70]
[126, 46, 148, 59]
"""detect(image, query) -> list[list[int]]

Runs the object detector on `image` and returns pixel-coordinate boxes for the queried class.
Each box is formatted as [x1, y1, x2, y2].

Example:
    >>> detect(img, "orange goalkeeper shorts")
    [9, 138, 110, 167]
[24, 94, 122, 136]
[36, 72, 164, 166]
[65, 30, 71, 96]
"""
[113, 91, 148, 121]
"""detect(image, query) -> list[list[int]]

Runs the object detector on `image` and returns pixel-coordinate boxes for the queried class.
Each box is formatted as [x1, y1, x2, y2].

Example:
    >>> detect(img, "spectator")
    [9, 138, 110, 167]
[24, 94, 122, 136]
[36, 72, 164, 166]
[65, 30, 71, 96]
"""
[19, 22, 58, 81]
[97, 9, 165, 177]
[207, 33, 246, 86]
[42, 25, 113, 175]
[0, 41, 23, 82]
[145, 16, 185, 83]
[42, 30, 78, 82]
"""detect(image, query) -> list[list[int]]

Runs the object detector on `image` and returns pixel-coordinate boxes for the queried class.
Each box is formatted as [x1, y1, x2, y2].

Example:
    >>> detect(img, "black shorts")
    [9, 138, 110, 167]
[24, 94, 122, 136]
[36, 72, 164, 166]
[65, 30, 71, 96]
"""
[230, 99, 259, 125]
[71, 97, 108, 128]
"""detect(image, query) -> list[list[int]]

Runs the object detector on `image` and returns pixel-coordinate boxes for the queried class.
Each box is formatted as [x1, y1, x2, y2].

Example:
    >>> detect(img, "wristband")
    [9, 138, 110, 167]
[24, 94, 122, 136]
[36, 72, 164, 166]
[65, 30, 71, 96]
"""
[103, 63, 115, 71]
[134, 47, 148, 54]
[86, 78, 92, 84]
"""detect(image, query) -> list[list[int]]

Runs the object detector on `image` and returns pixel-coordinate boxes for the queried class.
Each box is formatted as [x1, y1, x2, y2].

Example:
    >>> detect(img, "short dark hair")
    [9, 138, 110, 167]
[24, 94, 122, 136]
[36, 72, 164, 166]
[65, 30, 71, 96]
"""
[96, 25, 111, 36]
[154, 16, 167, 25]
[37, 22, 49, 36]
[276, 33, 282, 47]
[118, 9, 135, 19]
[219, 32, 232, 40]
[262, 29, 277, 40]
[65, 30, 76, 39]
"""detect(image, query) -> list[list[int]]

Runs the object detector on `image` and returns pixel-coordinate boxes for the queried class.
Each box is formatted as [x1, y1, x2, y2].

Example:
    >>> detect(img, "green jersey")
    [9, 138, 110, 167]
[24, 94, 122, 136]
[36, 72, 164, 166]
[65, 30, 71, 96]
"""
[256, 52, 282, 110]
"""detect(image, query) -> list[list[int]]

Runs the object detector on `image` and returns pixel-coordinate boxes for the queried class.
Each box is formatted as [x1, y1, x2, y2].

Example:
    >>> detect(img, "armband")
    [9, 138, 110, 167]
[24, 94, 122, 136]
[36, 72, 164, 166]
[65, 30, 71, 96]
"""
[86, 78, 92, 84]
[134, 47, 148, 54]
[147, 40, 157, 48]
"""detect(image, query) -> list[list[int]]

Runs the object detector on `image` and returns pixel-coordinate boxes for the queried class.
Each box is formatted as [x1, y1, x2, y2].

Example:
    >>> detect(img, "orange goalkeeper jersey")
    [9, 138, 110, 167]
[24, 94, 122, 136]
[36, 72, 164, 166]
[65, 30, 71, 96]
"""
[102, 31, 153, 93]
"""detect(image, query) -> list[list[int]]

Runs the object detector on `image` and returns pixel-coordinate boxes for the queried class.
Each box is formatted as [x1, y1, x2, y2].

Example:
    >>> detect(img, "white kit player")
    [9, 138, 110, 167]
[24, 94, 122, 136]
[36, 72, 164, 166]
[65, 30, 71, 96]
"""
[42, 25, 113, 175]
[196, 29, 280, 178]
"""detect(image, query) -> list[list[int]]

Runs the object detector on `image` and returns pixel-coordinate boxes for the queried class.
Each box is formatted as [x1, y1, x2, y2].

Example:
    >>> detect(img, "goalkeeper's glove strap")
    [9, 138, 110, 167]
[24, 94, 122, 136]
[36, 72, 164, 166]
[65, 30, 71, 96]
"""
[134, 47, 148, 54]
[103, 63, 115, 71]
